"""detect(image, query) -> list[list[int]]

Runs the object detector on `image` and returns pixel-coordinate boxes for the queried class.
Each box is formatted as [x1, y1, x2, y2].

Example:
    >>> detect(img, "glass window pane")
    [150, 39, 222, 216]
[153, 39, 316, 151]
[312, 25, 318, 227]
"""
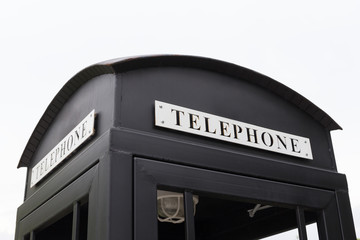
[157, 189, 186, 240]
[193, 194, 298, 240]
[260, 228, 298, 240]
[305, 210, 319, 240]
[156, 188, 321, 240]
[79, 202, 89, 240]
[306, 223, 319, 240]
[36, 211, 73, 240]
[260, 221, 320, 240]
[23, 233, 31, 240]
[34, 201, 88, 240]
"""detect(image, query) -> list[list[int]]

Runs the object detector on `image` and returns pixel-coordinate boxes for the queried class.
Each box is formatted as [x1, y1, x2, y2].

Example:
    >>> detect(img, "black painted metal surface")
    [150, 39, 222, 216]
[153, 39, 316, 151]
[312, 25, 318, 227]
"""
[15, 55, 355, 240]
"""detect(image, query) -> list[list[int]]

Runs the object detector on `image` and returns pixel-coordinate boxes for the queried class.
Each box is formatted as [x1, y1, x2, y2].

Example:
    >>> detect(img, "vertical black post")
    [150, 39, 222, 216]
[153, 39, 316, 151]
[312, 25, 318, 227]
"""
[184, 191, 196, 240]
[321, 197, 343, 240]
[29, 231, 35, 240]
[296, 207, 308, 240]
[316, 211, 327, 240]
[72, 202, 80, 240]
[135, 159, 158, 240]
[109, 152, 133, 240]
[335, 190, 357, 239]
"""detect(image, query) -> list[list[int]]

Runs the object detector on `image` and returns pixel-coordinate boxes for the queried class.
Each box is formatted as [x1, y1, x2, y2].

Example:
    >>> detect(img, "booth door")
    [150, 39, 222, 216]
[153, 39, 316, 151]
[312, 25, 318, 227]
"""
[135, 157, 343, 240]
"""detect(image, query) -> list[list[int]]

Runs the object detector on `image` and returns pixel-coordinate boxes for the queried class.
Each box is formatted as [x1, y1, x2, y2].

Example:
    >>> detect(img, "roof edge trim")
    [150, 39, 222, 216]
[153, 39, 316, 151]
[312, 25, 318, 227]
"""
[17, 64, 115, 168]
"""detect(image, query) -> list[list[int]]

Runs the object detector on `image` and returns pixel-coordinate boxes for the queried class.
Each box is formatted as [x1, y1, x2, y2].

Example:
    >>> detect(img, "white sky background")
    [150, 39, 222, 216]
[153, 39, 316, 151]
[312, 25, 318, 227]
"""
[1, 0, 359, 239]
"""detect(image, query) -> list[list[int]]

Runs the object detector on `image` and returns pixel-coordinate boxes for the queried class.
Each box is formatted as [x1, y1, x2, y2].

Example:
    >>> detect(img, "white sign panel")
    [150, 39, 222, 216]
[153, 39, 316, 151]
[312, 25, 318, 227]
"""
[31, 110, 96, 187]
[155, 101, 313, 160]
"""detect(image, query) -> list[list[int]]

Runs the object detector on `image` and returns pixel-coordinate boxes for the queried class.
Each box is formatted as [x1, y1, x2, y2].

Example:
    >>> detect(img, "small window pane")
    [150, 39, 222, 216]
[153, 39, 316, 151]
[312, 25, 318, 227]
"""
[36, 212, 73, 240]
[305, 210, 319, 240]
[156, 189, 321, 240]
[306, 223, 319, 240]
[23, 233, 31, 240]
[260, 228, 298, 240]
[157, 189, 186, 240]
[79, 202, 89, 240]
[194, 194, 297, 240]
[34, 201, 88, 240]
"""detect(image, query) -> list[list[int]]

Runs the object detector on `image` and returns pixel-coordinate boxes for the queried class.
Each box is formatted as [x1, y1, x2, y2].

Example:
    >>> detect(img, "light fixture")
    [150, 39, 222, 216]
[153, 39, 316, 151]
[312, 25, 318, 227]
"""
[157, 190, 199, 224]
[247, 204, 272, 218]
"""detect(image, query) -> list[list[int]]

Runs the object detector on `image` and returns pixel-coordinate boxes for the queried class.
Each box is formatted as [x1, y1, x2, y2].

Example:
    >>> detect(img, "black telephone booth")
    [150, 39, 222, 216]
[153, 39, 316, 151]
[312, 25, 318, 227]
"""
[15, 55, 356, 240]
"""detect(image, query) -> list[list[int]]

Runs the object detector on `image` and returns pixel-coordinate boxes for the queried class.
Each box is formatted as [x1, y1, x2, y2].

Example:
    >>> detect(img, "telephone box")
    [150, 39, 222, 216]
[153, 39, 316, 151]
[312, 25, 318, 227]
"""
[15, 55, 356, 239]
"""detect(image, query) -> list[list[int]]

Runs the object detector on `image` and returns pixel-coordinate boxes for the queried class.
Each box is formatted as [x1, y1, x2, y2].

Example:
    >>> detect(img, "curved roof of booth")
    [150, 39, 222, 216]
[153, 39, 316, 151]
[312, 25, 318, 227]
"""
[18, 55, 341, 168]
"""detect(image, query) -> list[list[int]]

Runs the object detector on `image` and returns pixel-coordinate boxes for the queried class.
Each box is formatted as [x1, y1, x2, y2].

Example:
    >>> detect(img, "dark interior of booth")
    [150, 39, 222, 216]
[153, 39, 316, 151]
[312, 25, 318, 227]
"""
[158, 194, 317, 240]
[24, 202, 89, 240]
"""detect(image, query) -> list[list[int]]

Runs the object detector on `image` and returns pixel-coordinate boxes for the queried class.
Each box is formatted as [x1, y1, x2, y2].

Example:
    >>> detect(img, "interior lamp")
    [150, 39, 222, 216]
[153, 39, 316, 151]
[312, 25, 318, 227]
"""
[157, 190, 199, 224]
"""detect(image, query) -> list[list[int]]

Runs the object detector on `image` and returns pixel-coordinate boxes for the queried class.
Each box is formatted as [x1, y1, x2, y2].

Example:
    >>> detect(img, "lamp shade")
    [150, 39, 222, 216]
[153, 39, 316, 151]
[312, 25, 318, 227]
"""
[157, 190, 199, 224]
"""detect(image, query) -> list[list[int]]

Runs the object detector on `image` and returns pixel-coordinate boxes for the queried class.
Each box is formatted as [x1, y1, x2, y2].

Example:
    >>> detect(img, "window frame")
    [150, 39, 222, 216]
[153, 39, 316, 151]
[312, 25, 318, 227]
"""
[134, 157, 343, 240]
[16, 165, 97, 240]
